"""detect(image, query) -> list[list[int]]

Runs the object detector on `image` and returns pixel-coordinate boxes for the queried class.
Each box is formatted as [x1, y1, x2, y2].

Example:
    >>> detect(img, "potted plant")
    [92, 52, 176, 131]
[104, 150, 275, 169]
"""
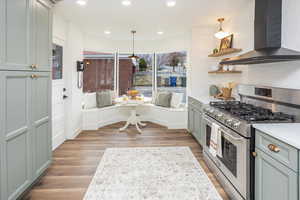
[139, 58, 147, 71]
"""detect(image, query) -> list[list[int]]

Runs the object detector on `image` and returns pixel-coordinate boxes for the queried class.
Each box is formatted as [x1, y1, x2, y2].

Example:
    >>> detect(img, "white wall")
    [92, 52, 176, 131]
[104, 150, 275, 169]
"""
[52, 13, 68, 149]
[65, 23, 84, 139]
[84, 33, 190, 53]
[189, 25, 244, 99]
[189, 0, 300, 101]
[52, 11, 84, 143]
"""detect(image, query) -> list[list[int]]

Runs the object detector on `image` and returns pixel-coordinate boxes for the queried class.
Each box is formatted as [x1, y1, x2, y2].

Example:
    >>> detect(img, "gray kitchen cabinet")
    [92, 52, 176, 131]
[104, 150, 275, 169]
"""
[0, 0, 52, 198]
[0, 71, 52, 200]
[188, 97, 204, 146]
[194, 109, 203, 145]
[0, 0, 32, 71]
[255, 129, 299, 200]
[0, 71, 33, 200]
[33, 0, 52, 72]
[0, 0, 52, 72]
[255, 148, 298, 200]
[31, 72, 52, 179]
[188, 106, 194, 133]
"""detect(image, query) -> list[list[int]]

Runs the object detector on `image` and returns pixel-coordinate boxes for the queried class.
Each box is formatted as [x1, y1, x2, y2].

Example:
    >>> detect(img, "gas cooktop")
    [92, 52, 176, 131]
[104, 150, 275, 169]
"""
[210, 101, 295, 123]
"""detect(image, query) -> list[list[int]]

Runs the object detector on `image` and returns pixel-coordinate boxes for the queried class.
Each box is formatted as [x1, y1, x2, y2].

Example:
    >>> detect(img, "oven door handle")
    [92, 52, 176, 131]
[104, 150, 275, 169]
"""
[220, 128, 244, 141]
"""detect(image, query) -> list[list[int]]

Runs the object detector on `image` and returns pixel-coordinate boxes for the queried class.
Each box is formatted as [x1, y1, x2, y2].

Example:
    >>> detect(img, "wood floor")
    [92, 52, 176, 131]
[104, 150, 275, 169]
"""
[23, 122, 229, 200]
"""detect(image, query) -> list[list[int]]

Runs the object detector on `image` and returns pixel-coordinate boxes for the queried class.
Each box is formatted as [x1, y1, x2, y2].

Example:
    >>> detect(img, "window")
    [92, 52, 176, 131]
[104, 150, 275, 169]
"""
[82, 50, 188, 103]
[52, 44, 63, 80]
[156, 51, 187, 102]
[83, 51, 115, 93]
[118, 53, 153, 97]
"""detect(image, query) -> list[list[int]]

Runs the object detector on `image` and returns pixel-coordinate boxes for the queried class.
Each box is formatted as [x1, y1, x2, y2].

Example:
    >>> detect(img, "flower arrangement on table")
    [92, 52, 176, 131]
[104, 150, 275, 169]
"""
[125, 90, 143, 100]
[119, 90, 144, 105]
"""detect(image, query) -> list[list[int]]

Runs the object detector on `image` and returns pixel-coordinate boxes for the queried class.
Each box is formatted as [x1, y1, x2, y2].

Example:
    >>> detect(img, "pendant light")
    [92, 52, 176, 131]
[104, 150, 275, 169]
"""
[128, 30, 139, 62]
[214, 18, 230, 39]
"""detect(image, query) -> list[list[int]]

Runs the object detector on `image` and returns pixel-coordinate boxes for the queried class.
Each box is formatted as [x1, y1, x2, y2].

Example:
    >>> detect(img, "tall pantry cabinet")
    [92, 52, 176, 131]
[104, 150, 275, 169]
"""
[0, 0, 53, 199]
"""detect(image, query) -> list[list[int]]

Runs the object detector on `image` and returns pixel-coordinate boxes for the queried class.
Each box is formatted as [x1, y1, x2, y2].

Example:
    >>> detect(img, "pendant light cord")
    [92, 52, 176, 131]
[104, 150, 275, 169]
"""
[132, 30, 136, 56]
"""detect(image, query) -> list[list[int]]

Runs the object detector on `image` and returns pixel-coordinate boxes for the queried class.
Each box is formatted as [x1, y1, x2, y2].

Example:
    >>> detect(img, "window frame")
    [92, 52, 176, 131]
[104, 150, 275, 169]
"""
[83, 50, 188, 103]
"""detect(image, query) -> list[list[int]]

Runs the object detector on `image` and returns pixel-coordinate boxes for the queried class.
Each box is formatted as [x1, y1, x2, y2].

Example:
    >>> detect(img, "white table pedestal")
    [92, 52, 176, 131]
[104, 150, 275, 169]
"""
[119, 105, 146, 133]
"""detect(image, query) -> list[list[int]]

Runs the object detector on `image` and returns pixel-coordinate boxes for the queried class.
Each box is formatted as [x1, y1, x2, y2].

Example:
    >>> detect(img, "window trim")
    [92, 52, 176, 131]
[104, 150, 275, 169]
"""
[83, 50, 187, 102]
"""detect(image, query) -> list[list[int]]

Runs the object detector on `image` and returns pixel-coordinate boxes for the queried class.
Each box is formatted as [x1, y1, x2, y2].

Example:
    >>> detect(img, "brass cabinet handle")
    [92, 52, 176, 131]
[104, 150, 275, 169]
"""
[268, 144, 280, 153]
[30, 64, 37, 69]
[30, 74, 38, 79]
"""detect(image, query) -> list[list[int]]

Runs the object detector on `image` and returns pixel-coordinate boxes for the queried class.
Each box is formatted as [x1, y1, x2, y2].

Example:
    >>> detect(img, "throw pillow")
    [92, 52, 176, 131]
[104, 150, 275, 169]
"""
[96, 91, 113, 108]
[155, 92, 172, 107]
[171, 93, 183, 108]
[84, 93, 97, 109]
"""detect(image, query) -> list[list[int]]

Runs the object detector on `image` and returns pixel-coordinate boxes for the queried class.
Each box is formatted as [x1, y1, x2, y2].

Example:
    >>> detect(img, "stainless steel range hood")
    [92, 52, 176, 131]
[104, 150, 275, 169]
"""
[220, 0, 300, 65]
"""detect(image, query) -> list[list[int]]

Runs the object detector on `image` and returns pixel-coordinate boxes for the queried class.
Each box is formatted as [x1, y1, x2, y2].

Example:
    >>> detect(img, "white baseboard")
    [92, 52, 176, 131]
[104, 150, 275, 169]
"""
[71, 127, 82, 139]
[52, 132, 66, 150]
[98, 117, 125, 129]
[167, 123, 188, 129]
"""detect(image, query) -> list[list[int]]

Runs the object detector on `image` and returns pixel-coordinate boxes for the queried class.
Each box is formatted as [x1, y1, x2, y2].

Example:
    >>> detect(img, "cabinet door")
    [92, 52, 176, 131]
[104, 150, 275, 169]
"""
[194, 110, 202, 143]
[0, 71, 32, 200]
[188, 106, 194, 132]
[31, 72, 52, 179]
[255, 148, 298, 200]
[0, 0, 32, 71]
[195, 111, 203, 146]
[33, 0, 52, 71]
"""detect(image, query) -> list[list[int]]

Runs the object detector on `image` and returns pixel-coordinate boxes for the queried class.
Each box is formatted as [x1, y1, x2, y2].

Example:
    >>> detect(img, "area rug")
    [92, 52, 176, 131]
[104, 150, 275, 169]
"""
[84, 147, 223, 200]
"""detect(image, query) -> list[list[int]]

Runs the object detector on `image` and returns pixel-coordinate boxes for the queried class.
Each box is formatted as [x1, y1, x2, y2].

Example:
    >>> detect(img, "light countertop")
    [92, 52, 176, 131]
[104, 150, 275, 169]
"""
[191, 96, 239, 105]
[253, 123, 300, 149]
[191, 96, 222, 104]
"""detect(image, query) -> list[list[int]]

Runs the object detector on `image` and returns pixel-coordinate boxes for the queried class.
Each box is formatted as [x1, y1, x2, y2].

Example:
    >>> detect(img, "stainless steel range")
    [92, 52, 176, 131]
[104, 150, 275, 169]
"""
[202, 84, 300, 200]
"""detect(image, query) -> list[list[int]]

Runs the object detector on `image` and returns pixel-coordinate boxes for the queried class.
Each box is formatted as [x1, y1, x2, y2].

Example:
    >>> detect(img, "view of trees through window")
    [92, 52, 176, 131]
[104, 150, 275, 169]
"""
[83, 51, 187, 102]
[119, 53, 153, 97]
[157, 51, 187, 102]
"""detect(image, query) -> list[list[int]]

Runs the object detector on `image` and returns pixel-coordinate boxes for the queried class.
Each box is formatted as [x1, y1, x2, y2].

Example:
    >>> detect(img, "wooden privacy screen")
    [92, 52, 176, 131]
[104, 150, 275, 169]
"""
[83, 59, 115, 93]
[83, 58, 134, 94]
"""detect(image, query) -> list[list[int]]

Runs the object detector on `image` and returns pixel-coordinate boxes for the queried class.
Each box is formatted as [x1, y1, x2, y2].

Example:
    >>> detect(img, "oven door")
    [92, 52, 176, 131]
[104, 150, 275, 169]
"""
[202, 115, 249, 199]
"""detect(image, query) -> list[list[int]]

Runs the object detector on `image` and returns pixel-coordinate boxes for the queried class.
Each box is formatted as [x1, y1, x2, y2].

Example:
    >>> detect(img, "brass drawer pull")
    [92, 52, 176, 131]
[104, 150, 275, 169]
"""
[268, 144, 280, 153]
[30, 74, 38, 79]
[30, 64, 37, 69]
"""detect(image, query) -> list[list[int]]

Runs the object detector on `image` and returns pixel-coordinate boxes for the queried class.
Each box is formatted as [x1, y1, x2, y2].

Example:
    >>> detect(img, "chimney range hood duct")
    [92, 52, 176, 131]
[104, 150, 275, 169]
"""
[220, 0, 300, 65]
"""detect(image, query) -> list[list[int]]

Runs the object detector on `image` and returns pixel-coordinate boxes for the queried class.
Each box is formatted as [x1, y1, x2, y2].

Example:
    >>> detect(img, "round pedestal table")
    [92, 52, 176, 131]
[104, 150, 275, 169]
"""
[119, 100, 147, 133]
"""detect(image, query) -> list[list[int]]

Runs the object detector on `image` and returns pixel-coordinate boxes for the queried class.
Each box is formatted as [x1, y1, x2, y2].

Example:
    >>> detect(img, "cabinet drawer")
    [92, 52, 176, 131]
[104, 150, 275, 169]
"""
[255, 148, 298, 200]
[256, 130, 298, 171]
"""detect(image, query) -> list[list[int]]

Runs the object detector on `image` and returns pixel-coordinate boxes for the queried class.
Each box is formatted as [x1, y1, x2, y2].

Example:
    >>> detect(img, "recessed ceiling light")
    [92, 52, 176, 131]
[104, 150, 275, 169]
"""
[157, 31, 164, 35]
[166, 0, 176, 7]
[122, 0, 131, 6]
[104, 30, 111, 35]
[76, 0, 87, 6]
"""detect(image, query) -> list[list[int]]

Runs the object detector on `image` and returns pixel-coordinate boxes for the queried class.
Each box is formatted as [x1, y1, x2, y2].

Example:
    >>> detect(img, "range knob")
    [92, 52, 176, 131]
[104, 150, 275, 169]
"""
[225, 119, 233, 126]
[217, 113, 223, 118]
[225, 119, 232, 123]
[233, 122, 241, 128]
[208, 109, 215, 114]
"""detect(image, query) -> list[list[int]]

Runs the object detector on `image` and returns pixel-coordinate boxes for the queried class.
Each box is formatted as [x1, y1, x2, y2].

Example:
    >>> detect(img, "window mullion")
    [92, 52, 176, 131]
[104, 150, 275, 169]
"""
[153, 52, 157, 96]
[115, 51, 119, 95]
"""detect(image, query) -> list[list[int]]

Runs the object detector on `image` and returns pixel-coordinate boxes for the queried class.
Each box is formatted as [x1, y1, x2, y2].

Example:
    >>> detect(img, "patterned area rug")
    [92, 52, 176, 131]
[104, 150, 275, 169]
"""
[84, 147, 223, 200]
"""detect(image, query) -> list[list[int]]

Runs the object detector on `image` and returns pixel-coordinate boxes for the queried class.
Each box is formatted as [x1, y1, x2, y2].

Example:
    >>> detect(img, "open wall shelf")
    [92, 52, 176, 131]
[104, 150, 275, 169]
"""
[208, 48, 242, 57]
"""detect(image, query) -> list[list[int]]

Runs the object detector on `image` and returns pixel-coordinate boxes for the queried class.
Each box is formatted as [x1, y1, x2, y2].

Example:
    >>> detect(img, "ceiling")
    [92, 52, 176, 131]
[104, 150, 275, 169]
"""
[54, 0, 249, 40]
